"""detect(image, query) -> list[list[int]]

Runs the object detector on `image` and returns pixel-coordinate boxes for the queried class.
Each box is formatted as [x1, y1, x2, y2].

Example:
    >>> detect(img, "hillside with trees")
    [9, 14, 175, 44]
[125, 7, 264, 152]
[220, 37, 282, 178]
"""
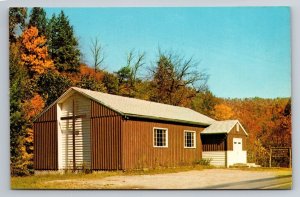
[9, 8, 291, 176]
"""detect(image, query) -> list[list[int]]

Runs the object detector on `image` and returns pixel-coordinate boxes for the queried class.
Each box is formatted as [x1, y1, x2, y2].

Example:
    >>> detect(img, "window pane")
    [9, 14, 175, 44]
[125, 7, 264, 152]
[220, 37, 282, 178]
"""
[154, 129, 167, 147]
[185, 131, 195, 147]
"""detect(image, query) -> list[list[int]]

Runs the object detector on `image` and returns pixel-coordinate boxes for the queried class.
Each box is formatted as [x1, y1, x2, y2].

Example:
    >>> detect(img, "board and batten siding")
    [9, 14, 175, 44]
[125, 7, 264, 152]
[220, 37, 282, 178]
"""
[122, 119, 204, 170]
[202, 151, 226, 166]
[201, 134, 227, 151]
[58, 93, 91, 170]
[34, 105, 58, 170]
[90, 101, 122, 170]
[227, 124, 247, 151]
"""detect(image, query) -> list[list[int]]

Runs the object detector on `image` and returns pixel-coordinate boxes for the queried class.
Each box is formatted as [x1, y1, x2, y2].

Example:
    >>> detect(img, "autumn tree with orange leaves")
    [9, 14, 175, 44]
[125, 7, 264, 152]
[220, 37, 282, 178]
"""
[20, 26, 54, 76]
[23, 94, 45, 120]
[213, 103, 234, 120]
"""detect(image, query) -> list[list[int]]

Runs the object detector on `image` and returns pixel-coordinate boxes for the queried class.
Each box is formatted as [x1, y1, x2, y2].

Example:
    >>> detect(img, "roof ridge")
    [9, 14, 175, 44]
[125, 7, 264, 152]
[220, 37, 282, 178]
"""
[214, 120, 238, 122]
[72, 86, 205, 111]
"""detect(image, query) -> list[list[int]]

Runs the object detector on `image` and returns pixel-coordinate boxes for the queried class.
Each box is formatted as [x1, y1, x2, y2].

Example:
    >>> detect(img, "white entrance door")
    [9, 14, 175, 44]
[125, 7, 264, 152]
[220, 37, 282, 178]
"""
[233, 138, 243, 163]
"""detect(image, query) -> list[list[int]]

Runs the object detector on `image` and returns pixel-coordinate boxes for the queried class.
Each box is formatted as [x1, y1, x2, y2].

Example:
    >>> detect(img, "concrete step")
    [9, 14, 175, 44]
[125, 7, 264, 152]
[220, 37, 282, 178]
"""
[229, 163, 261, 168]
[229, 163, 249, 168]
[247, 163, 261, 168]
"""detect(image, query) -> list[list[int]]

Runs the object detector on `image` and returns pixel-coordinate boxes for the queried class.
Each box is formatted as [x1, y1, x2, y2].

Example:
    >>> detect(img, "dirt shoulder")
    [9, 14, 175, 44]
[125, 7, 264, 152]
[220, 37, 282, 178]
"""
[44, 168, 292, 189]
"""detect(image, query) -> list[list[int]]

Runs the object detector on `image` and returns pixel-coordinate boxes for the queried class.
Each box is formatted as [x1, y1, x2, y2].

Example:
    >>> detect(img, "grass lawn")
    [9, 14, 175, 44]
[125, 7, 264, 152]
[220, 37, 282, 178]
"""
[11, 171, 119, 189]
[11, 166, 291, 189]
[237, 167, 292, 176]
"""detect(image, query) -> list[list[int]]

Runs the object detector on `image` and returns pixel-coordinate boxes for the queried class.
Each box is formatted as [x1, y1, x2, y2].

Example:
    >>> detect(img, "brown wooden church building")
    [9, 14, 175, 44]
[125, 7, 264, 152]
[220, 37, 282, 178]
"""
[34, 87, 247, 171]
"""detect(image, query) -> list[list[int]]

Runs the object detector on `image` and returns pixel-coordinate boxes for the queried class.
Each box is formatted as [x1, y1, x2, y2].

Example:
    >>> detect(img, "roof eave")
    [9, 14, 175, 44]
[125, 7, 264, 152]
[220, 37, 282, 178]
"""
[125, 113, 211, 127]
[33, 87, 126, 122]
[33, 87, 75, 122]
[201, 132, 227, 135]
[237, 120, 249, 136]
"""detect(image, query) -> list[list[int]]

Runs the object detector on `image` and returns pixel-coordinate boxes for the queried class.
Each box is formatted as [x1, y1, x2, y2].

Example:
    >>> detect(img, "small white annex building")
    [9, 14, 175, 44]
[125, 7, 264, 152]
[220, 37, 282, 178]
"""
[201, 120, 248, 167]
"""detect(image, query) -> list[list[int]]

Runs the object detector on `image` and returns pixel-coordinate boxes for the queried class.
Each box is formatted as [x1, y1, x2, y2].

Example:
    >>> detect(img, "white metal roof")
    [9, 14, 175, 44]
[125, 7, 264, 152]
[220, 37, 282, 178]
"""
[201, 120, 248, 135]
[71, 87, 216, 126]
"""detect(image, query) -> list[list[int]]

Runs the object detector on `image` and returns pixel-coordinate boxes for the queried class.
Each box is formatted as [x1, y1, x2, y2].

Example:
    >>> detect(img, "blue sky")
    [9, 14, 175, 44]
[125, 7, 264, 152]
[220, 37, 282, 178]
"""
[44, 7, 291, 98]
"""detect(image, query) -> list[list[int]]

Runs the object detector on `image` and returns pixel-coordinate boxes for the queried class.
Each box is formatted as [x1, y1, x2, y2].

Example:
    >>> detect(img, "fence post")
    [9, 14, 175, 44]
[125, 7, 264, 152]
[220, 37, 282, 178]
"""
[289, 148, 292, 169]
[269, 148, 272, 168]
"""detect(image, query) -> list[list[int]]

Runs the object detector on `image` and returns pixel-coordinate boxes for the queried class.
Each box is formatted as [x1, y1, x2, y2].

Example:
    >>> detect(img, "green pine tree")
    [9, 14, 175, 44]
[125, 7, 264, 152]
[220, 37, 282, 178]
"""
[28, 7, 47, 36]
[47, 11, 81, 72]
[37, 70, 72, 106]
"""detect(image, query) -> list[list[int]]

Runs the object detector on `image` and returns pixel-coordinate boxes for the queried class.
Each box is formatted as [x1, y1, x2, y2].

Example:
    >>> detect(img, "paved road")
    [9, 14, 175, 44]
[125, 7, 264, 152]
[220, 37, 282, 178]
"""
[199, 175, 292, 189]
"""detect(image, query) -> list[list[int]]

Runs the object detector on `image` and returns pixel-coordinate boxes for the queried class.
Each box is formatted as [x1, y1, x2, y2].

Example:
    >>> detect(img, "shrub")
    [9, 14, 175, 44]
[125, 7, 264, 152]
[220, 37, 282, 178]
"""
[193, 158, 212, 166]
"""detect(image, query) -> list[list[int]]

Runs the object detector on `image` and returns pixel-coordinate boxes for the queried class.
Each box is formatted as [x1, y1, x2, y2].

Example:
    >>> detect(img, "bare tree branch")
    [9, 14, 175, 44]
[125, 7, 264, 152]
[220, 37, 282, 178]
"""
[150, 49, 209, 106]
[90, 37, 104, 72]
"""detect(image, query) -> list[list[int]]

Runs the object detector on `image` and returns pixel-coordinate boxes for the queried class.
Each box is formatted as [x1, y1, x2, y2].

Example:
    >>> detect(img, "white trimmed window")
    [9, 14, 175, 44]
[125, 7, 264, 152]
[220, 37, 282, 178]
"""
[184, 130, 196, 148]
[236, 123, 240, 132]
[153, 128, 168, 147]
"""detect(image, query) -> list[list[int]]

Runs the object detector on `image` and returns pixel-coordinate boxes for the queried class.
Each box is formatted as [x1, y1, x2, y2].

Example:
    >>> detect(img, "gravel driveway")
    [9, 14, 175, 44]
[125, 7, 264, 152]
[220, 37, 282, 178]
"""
[50, 169, 288, 189]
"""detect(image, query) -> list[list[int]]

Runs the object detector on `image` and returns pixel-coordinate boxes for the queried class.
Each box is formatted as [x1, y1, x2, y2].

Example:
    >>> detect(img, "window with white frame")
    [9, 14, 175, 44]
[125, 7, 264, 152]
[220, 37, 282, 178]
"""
[184, 130, 196, 148]
[153, 128, 168, 147]
[236, 123, 240, 132]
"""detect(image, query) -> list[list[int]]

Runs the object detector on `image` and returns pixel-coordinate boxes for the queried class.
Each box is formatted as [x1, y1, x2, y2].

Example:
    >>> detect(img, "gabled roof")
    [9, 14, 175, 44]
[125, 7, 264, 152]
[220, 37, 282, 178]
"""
[35, 87, 216, 126]
[201, 120, 248, 135]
